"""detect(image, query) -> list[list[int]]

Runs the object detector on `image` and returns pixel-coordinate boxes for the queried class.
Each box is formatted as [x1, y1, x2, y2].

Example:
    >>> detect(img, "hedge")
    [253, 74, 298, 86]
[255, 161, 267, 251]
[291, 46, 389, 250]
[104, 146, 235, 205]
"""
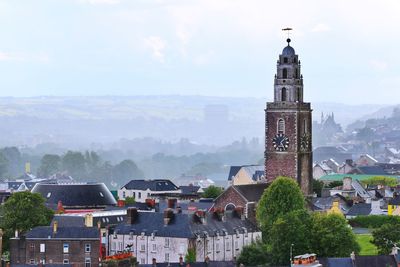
[348, 215, 400, 228]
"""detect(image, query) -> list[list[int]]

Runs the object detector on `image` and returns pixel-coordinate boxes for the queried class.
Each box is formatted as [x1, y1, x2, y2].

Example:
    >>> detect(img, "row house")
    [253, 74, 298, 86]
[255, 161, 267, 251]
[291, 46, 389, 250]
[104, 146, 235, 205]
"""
[10, 222, 100, 266]
[108, 208, 261, 264]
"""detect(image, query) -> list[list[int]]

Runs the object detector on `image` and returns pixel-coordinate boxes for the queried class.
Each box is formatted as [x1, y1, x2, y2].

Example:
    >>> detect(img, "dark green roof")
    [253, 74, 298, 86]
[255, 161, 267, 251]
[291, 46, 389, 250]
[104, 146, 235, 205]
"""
[319, 174, 400, 181]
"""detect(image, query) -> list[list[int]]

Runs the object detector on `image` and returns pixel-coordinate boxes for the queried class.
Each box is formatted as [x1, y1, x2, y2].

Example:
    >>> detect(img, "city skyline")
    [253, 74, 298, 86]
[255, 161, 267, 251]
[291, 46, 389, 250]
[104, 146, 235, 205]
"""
[0, 0, 399, 104]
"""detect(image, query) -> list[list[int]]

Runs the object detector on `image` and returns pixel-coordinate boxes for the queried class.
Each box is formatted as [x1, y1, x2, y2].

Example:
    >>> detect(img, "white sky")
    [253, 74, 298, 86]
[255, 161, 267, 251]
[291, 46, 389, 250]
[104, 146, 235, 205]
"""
[0, 0, 399, 104]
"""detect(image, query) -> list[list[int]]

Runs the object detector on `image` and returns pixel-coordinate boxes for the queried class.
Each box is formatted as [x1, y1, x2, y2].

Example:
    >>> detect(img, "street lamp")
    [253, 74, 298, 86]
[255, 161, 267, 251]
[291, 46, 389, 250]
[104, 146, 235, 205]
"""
[290, 243, 294, 266]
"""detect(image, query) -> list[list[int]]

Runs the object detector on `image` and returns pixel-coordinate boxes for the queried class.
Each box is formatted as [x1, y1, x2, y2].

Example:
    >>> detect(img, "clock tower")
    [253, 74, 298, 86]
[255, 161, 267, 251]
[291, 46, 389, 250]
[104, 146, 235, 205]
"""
[265, 38, 313, 195]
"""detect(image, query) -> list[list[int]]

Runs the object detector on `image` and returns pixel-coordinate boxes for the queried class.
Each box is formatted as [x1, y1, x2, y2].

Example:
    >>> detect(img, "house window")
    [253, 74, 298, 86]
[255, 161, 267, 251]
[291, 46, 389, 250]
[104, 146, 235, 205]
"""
[63, 243, 69, 254]
[111, 242, 116, 251]
[132, 192, 135, 198]
[140, 244, 146, 252]
[140, 258, 145, 264]
[30, 259, 35, 264]
[123, 191, 126, 198]
[281, 87, 287, 101]
[216, 243, 220, 252]
[85, 243, 91, 253]
[235, 240, 239, 250]
[138, 192, 141, 199]
[63, 259, 69, 264]
[30, 243, 35, 252]
[226, 240, 230, 251]
[278, 119, 285, 134]
[282, 68, 288, 78]
[152, 244, 157, 251]
[85, 258, 91, 267]
[118, 242, 123, 251]
[165, 253, 170, 262]
[40, 243, 45, 253]
[165, 238, 170, 248]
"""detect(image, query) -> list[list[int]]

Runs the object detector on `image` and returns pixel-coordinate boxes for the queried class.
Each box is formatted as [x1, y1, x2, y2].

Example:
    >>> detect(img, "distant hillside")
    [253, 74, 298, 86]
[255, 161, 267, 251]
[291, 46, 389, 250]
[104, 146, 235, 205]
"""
[0, 96, 390, 149]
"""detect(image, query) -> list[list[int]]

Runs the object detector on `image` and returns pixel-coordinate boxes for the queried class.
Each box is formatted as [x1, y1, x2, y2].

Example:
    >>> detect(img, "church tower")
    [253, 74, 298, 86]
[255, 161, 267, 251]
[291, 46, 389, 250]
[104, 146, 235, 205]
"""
[264, 37, 313, 195]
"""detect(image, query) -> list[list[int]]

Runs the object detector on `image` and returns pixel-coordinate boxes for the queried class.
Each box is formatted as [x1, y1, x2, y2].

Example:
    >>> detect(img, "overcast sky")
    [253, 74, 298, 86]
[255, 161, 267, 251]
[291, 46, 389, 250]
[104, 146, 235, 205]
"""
[0, 0, 399, 104]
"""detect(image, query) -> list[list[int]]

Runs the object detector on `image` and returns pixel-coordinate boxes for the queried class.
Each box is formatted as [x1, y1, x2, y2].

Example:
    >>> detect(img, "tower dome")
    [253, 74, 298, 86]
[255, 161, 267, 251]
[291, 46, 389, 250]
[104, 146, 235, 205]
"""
[282, 38, 295, 56]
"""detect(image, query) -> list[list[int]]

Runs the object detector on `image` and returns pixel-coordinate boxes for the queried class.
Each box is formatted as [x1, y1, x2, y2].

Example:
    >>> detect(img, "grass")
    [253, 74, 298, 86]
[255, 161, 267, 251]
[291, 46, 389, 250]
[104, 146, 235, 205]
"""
[356, 234, 378, 255]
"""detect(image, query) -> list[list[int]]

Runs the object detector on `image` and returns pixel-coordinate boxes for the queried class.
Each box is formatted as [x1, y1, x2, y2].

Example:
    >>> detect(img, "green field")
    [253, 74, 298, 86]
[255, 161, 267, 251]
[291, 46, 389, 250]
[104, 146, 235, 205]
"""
[356, 234, 378, 255]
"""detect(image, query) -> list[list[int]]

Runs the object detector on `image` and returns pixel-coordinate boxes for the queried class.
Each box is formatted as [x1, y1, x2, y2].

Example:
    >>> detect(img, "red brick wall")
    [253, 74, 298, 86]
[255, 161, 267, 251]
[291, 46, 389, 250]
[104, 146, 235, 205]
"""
[213, 187, 247, 211]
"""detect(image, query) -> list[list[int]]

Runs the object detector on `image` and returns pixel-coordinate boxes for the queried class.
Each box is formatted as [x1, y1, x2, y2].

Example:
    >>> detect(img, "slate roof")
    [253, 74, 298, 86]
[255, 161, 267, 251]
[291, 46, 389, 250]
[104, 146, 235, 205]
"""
[122, 179, 179, 191]
[357, 166, 388, 175]
[22, 226, 99, 239]
[31, 183, 117, 208]
[227, 166, 242, 181]
[179, 185, 201, 195]
[354, 255, 397, 267]
[233, 183, 268, 202]
[346, 203, 371, 216]
[389, 195, 400, 205]
[318, 257, 353, 267]
[113, 211, 258, 239]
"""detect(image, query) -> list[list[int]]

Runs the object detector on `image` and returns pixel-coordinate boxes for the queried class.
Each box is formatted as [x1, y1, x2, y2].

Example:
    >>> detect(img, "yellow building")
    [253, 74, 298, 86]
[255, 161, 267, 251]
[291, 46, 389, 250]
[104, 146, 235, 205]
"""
[388, 195, 400, 215]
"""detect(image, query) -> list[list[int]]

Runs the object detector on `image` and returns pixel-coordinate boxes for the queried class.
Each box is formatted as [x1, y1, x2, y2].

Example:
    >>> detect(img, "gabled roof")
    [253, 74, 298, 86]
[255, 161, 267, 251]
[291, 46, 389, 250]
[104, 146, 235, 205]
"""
[113, 211, 258, 238]
[22, 226, 99, 239]
[179, 185, 201, 195]
[227, 166, 242, 181]
[227, 165, 264, 181]
[122, 179, 179, 191]
[233, 183, 268, 202]
[357, 166, 388, 175]
[346, 203, 371, 216]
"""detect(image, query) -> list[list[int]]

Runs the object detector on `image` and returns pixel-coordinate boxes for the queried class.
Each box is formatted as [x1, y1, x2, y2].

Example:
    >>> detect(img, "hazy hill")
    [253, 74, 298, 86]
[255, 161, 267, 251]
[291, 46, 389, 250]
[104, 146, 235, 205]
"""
[0, 96, 389, 150]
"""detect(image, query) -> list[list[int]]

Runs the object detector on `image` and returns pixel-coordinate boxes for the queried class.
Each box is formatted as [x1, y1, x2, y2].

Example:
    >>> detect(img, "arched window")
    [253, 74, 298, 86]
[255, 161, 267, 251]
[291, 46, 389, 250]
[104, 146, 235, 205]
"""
[278, 119, 285, 134]
[297, 87, 301, 102]
[304, 119, 307, 134]
[283, 57, 288, 63]
[295, 68, 299, 78]
[282, 68, 288, 79]
[225, 203, 236, 211]
[281, 87, 287, 101]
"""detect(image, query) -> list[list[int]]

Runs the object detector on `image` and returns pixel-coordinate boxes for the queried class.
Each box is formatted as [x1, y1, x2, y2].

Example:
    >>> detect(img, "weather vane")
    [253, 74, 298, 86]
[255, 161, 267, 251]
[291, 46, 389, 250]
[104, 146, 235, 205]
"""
[282, 27, 293, 44]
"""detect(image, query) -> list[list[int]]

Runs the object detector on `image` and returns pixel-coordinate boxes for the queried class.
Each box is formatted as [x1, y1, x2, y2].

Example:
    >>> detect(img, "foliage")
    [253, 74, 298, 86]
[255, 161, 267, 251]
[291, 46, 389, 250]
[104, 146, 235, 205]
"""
[356, 127, 375, 142]
[236, 242, 270, 266]
[62, 151, 86, 179]
[269, 210, 312, 266]
[327, 180, 343, 188]
[124, 196, 135, 205]
[0, 151, 8, 178]
[257, 176, 305, 236]
[1, 191, 54, 250]
[348, 215, 400, 229]
[202, 185, 223, 199]
[310, 213, 360, 257]
[185, 248, 196, 263]
[356, 234, 378, 255]
[113, 159, 144, 182]
[313, 179, 324, 197]
[371, 222, 400, 254]
[361, 176, 398, 187]
[37, 154, 61, 177]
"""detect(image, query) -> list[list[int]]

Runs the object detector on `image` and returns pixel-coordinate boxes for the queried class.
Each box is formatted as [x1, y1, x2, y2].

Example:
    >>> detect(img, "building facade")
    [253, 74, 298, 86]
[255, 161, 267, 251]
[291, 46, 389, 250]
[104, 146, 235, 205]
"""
[10, 225, 100, 266]
[265, 38, 313, 195]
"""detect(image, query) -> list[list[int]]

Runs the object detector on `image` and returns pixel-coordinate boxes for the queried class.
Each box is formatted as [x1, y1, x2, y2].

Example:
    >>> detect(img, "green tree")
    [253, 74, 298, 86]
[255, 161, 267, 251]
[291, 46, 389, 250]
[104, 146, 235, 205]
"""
[313, 179, 324, 197]
[1, 191, 54, 250]
[113, 160, 144, 184]
[0, 152, 8, 178]
[328, 181, 343, 188]
[0, 147, 22, 177]
[124, 196, 135, 205]
[362, 176, 398, 187]
[37, 154, 61, 177]
[311, 213, 359, 257]
[185, 248, 196, 263]
[236, 242, 270, 266]
[62, 151, 86, 180]
[257, 176, 305, 236]
[371, 222, 400, 254]
[269, 209, 312, 266]
[202, 185, 223, 199]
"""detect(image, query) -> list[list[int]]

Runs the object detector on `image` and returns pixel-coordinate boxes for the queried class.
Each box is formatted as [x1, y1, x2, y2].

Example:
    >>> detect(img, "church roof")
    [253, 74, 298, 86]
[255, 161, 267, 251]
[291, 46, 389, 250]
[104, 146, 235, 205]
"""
[282, 45, 295, 56]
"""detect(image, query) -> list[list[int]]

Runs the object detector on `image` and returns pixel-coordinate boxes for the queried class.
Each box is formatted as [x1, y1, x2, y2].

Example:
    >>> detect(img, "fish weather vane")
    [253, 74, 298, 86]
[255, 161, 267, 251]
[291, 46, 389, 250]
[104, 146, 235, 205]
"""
[282, 27, 293, 44]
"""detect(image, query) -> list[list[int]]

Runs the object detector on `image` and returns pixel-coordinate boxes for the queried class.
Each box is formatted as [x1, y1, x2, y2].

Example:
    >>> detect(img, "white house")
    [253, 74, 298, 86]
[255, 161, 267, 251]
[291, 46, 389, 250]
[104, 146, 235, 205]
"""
[108, 208, 261, 264]
[118, 179, 181, 203]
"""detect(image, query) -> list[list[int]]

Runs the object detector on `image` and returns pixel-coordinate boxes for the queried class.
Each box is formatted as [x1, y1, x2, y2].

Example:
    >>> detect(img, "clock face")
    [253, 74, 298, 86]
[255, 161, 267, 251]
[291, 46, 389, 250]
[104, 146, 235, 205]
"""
[300, 133, 310, 151]
[272, 133, 289, 151]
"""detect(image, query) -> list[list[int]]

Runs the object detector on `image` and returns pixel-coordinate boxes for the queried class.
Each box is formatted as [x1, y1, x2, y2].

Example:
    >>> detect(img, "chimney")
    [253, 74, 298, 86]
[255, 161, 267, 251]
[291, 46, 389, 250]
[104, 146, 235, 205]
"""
[346, 159, 354, 166]
[195, 210, 207, 224]
[168, 198, 177, 209]
[163, 208, 174, 226]
[127, 208, 139, 224]
[343, 177, 353, 191]
[53, 221, 58, 234]
[85, 214, 93, 227]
